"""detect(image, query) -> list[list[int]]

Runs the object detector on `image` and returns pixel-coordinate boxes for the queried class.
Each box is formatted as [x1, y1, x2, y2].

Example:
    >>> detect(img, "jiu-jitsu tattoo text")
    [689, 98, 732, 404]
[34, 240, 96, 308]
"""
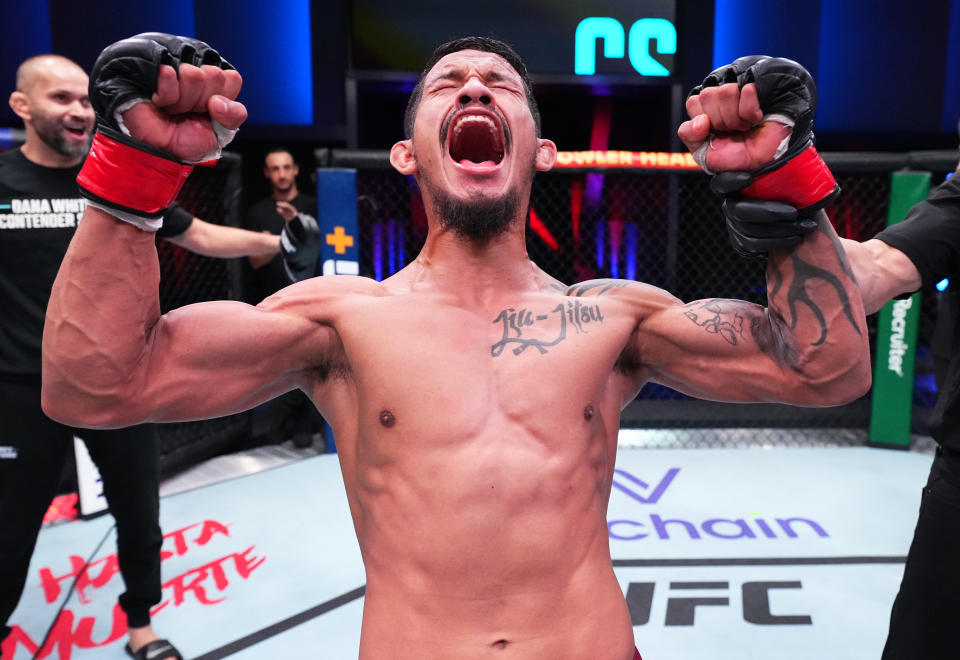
[491, 282, 630, 357]
[491, 300, 605, 356]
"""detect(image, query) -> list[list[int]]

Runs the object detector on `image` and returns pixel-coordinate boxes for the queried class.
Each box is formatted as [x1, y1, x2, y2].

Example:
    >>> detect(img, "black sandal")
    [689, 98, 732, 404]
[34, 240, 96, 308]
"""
[124, 639, 184, 660]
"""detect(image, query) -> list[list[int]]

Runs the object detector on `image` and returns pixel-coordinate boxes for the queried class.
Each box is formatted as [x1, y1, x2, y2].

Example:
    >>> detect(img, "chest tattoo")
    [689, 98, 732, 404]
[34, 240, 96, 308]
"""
[491, 300, 604, 357]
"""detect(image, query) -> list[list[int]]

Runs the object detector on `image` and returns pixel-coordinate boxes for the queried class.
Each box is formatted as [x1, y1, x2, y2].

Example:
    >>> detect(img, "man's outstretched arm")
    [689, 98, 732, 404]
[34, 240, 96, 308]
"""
[626, 56, 870, 405]
[600, 208, 869, 406]
[43, 207, 326, 426]
[41, 34, 331, 427]
[165, 204, 320, 279]
[840, 238, 920, 315]
[166, 211, 281, 257]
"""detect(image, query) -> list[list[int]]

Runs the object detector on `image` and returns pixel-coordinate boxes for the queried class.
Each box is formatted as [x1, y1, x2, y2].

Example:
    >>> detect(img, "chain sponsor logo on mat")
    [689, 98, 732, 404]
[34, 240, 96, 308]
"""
[608, 468, 828, 542]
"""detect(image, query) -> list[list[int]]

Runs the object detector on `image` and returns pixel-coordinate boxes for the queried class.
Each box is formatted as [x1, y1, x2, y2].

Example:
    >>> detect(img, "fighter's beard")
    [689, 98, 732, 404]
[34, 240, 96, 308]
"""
[430, 187, 523, 243]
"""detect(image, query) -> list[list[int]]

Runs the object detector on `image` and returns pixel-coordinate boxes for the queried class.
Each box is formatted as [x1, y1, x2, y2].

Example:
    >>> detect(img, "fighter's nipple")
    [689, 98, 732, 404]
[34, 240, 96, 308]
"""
[379, 410, 396, 428]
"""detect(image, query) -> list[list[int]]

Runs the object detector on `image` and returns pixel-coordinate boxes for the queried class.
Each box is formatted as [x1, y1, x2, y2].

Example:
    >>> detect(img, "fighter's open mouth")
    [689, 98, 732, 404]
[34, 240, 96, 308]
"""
[449, 113, 504, 165]
[65, 127, 87, 137]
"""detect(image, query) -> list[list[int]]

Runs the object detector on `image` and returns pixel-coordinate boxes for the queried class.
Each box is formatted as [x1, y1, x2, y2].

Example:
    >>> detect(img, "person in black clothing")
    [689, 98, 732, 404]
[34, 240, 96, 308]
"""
[842, 154, 960, 660]
[0, 52, 182, 660]
[724, 125, 960, 659]
[244, 148, 324, 448]
[244, 148, 319, 302]
[0, 55, 315, 660]
[931, 285, 954, 391]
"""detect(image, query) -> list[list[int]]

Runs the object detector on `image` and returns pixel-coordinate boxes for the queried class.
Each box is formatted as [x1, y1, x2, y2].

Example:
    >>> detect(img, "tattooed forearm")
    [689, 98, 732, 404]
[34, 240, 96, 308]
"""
[766, 216, 863, 344]
[823, 219, 858, 284]
[771, 254, 863, 346]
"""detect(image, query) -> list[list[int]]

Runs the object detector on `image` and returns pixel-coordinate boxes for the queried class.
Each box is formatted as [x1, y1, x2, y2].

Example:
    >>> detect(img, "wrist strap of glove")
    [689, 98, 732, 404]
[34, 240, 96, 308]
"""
[77, 126, 193, 230]
[741, 144, 839, 214]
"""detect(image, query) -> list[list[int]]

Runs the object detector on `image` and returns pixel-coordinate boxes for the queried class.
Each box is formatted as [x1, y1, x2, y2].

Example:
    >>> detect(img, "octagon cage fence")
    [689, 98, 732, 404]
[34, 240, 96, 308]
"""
[157, 148, 958, 473]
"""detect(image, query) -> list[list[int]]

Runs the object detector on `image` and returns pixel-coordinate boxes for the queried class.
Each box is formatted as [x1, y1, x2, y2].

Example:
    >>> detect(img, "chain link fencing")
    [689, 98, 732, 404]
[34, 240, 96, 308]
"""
[153, 149, 956, 465]
[4, 138, 946, 470]
[321, 148, 958, 449]
[155, 153, 249, 474]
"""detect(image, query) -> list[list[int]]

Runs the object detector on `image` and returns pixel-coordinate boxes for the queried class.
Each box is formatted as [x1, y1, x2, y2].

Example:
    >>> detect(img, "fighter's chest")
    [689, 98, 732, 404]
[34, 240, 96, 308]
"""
[339, 296, 634, 405]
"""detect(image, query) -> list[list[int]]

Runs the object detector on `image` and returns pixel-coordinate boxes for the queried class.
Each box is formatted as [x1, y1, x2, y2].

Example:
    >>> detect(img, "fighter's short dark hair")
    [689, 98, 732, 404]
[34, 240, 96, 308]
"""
[402, 36, 541, 139]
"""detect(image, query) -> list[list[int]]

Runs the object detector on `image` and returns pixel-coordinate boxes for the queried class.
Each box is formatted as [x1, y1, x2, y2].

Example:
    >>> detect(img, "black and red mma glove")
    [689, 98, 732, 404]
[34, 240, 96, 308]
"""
[77, 33, 237, 231]
[689, 56, 838, 258]
[718, 196, 816, 259]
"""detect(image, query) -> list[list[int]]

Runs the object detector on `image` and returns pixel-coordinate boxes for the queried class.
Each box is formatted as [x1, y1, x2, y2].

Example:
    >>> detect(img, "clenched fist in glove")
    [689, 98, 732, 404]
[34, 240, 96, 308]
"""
[678, 56, 838, 258]
[77, 33, 246, 231]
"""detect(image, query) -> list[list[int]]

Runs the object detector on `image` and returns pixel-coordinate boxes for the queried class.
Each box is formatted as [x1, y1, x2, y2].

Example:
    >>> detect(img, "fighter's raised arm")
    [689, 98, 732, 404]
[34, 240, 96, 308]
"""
[40, 34, 346, 428]
[617, 56, 870, 406]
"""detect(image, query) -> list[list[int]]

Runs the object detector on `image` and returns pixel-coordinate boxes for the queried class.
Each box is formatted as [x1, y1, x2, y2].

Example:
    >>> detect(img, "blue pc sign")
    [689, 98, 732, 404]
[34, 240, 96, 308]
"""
[316, 169, 360, 276]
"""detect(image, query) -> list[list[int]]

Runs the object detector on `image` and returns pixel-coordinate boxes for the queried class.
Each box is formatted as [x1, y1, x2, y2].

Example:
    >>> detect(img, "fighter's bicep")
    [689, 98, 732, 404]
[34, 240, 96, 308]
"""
[142, 300, 335, 419]
[163, 301, 332, 371]
[637, 297, 798, 401]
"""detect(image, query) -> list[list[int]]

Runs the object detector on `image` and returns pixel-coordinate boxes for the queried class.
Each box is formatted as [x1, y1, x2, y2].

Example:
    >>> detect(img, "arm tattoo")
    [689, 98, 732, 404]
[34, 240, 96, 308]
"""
[768, 254, 863, 347]
[682, 300, 747, 345]
[825, 224, 858, 284]
[683, 299, 801, 369]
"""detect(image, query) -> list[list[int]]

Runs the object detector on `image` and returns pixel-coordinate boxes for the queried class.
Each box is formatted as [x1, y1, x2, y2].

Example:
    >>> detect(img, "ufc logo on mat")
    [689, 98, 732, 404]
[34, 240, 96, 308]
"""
[626, 580, 812, 626]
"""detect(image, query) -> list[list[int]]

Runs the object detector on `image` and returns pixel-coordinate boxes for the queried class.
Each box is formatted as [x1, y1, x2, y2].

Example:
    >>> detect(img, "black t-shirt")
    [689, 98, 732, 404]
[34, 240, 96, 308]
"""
[876, 174, 960, 451]
[243, 193, 317, 303]
[0, 148, 85, 381]
[0, 148, 192, 381]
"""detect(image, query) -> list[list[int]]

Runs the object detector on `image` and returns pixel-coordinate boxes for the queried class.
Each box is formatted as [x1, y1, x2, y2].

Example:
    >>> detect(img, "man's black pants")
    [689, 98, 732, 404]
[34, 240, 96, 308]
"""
[0, 379, 163, 643]
[883, 447, 960, 660]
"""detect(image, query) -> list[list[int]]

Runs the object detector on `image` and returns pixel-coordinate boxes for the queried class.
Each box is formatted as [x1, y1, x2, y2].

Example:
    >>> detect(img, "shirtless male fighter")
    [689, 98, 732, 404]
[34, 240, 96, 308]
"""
[41, 34, 870, 660]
